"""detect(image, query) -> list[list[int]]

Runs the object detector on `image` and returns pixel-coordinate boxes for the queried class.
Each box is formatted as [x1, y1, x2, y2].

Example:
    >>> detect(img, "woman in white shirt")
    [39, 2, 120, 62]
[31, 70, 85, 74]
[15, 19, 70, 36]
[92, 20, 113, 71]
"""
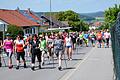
[104, 30, 111, 48]
[65, 34, 73, 60]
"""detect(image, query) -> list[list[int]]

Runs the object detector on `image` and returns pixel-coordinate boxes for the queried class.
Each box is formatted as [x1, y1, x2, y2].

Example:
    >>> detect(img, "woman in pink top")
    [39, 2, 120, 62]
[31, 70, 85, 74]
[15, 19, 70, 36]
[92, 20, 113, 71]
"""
[3, 33, 14, 69]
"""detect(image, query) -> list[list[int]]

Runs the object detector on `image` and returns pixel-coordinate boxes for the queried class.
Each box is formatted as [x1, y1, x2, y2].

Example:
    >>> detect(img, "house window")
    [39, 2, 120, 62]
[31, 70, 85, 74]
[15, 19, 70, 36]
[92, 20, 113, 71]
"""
[30, 28, 32, 34]
[25, 29, 27, 34]
[28, 29, 30, 34]
[33, 28, 35, 34]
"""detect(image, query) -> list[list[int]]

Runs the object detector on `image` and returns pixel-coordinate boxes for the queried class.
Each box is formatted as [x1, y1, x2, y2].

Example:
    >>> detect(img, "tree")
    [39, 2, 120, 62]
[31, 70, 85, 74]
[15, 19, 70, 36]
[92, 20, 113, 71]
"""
[104, 4, 120, 29]
[7, 25, 24, 38]
[57, 10, 89, 31]
[58, 10, 80, 21]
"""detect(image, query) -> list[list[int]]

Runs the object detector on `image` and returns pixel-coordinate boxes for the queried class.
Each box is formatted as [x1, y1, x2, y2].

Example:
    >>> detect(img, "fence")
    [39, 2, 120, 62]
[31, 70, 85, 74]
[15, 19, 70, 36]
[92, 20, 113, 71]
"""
[110, 12, 120, 80]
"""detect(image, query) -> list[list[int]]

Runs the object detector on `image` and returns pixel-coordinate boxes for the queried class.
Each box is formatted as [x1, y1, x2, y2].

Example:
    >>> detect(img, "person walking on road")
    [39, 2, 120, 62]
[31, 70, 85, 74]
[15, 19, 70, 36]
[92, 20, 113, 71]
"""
[39, 35, 48, 66]
[3, 33, 14, 69]
[29, 34, 41, 71]
[90, 32, 96, 47]
[96, 30, 102, 48]
[104, 30, 111, 48]
[65, 34, 73, 60]
[47, 35, 54, 60]
[24, 35, 31, 58]
[71, 32, 77, 50]
[83, 31, 89, 47]
[79, 32, 84, 47]
[54, 34, 64, 70]
[15, 35, 27, 69]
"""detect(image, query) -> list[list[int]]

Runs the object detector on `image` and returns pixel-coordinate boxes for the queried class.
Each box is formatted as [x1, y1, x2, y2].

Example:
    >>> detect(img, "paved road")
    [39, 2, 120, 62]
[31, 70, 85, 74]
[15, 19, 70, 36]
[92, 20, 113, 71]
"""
[61, 48, 114, 80]
[0, 46, 113, 80]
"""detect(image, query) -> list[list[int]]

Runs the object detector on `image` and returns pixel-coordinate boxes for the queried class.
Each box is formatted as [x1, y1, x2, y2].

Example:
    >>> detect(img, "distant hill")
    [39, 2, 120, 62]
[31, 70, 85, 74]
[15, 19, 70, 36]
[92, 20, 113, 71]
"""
[78, 11, 104, 22]
[80, 11, 104, 18]
[79, 14, 95, 21]
[35, 11, 104, 22]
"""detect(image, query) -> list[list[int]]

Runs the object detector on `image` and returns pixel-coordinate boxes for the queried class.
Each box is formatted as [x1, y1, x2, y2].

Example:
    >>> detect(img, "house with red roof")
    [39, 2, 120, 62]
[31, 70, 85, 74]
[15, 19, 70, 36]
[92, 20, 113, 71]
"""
[0, 9, 40, 35]
[0, 8, 70, 35]
[89, 21, 103, 30]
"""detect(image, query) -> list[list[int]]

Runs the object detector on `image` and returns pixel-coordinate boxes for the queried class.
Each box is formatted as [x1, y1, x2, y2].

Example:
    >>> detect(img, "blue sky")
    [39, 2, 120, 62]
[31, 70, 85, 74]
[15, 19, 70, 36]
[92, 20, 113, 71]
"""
[0, 0, 119, 13]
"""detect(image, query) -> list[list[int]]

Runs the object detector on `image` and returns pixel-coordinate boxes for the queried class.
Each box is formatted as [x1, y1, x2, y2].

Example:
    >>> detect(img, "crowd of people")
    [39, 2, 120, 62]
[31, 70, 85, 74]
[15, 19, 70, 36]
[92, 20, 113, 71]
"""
[0, 29, 111, 71]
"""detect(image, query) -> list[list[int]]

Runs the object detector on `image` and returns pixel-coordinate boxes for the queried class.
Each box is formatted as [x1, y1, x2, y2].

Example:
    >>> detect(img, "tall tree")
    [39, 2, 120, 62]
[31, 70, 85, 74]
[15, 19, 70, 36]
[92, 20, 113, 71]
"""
[57, 10, 89, 31]
[104, 4, 120, 29]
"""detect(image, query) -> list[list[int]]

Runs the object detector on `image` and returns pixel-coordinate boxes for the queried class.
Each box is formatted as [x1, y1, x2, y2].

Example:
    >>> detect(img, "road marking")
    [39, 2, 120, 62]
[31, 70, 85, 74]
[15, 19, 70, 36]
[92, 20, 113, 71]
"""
[58, 48, 95, 80]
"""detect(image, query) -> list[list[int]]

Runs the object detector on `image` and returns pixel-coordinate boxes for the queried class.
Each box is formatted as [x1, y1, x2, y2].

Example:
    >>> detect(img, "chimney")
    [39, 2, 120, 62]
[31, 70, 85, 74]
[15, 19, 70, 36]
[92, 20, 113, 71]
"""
[28, 8, 31, 13]
[16, 7, 20, 11]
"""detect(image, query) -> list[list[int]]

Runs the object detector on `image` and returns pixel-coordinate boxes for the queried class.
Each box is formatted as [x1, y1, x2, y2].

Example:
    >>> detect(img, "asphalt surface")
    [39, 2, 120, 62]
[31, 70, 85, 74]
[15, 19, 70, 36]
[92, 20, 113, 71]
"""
[67, 48, 113, 80]
[0, 46, 113, 80]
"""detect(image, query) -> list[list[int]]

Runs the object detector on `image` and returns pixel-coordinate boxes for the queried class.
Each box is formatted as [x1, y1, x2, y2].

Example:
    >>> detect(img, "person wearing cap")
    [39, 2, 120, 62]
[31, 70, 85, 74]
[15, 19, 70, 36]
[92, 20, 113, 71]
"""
[3, 33, 14, 69]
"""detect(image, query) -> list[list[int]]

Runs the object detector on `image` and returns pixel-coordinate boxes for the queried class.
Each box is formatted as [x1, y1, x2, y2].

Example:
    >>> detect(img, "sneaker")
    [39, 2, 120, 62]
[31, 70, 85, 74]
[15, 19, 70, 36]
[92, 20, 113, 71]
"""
[68, 58, 70, 61]
[16, 66, 19, 70]
[0, 63, 2, 67]
[70, 58, 72, 61]
[31, 66, 35, 71]
[58, 66, 62, 71]
[9, 65, 13, 69]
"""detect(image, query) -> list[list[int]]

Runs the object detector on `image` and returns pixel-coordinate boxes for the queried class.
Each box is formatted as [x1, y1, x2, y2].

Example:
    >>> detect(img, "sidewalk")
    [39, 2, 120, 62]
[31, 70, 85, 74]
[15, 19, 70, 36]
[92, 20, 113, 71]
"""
[59, 47, 114, 80]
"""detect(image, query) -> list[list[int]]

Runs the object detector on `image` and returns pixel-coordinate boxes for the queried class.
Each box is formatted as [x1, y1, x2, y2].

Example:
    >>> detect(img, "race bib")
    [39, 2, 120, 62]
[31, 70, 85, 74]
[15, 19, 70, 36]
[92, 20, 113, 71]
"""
[98, 36, 102, 39]
[92, 38, 95, 40]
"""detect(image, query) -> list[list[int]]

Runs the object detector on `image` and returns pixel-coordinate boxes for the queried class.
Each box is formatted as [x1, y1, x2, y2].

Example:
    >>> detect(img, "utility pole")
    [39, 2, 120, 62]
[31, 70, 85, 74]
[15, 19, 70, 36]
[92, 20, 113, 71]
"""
[3, 24, 5, 43]
[50, 0, 52, 29]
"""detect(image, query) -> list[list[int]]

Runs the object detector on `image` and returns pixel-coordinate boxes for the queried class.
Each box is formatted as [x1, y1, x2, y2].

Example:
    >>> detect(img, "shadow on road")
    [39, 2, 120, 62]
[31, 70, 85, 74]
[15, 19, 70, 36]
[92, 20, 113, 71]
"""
[62, 67, 75, 70]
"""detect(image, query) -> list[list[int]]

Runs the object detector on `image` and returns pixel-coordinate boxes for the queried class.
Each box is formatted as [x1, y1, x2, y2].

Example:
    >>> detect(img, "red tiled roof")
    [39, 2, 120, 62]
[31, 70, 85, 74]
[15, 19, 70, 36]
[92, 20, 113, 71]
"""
[94, 22, 101, 26]
[0, 9, 40, 27]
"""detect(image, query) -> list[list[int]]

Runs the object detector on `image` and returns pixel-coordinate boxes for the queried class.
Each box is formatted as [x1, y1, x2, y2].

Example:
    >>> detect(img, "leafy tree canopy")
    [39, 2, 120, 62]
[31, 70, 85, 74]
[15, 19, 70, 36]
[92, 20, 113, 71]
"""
[6, 25, 24, 39]
[104, 4, 120, 29]
[57, 10, 89, 31]
[58, 10, 80, 21]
